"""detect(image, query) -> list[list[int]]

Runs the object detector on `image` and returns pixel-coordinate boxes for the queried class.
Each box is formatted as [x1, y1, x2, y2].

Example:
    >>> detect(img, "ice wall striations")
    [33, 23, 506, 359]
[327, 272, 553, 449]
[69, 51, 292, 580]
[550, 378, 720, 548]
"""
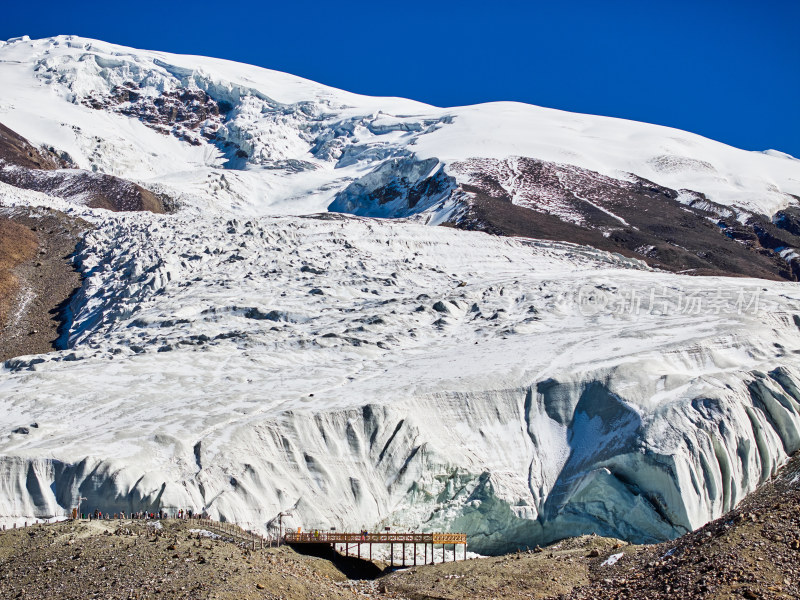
[1, 214, 800, 553]
[2, 342, 800, 554]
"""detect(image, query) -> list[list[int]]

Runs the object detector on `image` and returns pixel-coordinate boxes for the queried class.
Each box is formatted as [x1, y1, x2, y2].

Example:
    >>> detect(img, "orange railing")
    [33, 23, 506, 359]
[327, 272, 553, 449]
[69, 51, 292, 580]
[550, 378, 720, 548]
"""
[284, 531, 466, 544]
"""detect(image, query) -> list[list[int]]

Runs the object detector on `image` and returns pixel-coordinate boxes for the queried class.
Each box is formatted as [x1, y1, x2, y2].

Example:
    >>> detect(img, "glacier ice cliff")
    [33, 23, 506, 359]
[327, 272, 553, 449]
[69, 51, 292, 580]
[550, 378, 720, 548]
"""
[1, 214, 799, 553]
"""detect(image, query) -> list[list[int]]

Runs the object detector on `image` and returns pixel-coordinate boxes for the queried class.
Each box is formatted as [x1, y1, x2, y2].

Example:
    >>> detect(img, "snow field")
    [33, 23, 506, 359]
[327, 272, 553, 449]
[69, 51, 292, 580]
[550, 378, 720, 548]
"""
[0, 35, 797, 221]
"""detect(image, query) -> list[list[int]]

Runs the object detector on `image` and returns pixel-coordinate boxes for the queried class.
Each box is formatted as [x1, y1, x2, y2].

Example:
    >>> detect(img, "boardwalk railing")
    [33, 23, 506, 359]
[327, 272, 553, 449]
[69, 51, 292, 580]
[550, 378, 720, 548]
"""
[284, 531, 466, 545]
[284, 530, 468, 565]
[195, 518, 279, 550]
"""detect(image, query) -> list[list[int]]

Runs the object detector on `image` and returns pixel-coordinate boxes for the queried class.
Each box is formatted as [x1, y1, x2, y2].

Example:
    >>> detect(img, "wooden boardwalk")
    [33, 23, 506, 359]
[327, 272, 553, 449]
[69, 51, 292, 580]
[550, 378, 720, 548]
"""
[284, 531, 468, 565]
[172, 518, 469, 566]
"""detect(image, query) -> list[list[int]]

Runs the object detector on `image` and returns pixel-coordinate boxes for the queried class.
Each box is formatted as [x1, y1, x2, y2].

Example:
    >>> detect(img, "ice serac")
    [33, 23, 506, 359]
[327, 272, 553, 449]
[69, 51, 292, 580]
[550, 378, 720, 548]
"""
[328, 155, 461, 221]
[2, 36, 800, 552]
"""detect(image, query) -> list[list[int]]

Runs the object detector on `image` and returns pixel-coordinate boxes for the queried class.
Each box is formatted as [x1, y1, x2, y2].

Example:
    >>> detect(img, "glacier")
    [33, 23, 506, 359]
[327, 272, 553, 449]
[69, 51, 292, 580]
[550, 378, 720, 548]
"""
[1, 35, 800, 554]
[2, 208, 800, 552]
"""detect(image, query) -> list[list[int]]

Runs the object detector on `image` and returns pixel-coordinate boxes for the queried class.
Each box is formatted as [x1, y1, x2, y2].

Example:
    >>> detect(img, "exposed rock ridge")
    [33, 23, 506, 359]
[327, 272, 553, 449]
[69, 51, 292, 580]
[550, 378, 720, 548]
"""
[331, 154, 800, 280]
[0, 123, 170, 213]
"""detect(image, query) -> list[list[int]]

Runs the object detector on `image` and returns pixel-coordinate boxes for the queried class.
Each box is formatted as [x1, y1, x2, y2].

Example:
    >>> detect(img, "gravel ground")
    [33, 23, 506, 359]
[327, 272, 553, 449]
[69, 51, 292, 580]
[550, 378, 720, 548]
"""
[382, 535, 630, 600]
[0, 519, 393, 600]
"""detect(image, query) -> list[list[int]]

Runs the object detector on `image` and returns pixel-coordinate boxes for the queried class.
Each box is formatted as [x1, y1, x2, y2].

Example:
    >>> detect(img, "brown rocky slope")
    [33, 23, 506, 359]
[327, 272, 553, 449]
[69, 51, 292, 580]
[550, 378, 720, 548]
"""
[0, 121, 170, 213]
[0, 121, 180, 362]
[0, 206, 89, 362]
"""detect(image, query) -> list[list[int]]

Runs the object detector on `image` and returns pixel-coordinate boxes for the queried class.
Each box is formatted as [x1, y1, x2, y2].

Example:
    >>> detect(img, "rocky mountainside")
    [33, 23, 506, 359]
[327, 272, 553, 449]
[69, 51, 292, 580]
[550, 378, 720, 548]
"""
[1, 35, 800, 555]
[448, 157, 800, 280]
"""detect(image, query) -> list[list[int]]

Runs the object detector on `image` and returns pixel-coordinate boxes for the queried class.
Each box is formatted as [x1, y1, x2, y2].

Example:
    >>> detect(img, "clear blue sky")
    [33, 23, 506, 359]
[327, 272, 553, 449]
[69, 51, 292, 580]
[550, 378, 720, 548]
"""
[3, 0, 798, 156]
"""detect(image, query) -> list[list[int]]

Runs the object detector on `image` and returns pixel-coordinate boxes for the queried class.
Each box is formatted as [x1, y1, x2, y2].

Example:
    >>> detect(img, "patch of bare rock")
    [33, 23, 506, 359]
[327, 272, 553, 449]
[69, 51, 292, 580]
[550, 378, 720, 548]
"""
[0, 206, 89, 362]
[0, 121, 172, 213]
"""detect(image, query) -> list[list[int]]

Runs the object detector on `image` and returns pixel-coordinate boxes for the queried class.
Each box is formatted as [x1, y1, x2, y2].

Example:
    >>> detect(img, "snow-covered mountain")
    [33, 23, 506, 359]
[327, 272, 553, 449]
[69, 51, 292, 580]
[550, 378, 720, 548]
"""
[3, 35, 799, 280]
[1, 35, 800, 553]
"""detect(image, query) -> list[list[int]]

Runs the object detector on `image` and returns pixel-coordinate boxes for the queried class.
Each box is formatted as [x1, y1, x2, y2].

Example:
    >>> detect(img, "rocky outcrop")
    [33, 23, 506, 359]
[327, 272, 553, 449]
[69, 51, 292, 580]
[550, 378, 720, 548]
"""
[0, 123, 170, 213]
[0, 122, 68, 170]
[332, 154, 800, 281]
